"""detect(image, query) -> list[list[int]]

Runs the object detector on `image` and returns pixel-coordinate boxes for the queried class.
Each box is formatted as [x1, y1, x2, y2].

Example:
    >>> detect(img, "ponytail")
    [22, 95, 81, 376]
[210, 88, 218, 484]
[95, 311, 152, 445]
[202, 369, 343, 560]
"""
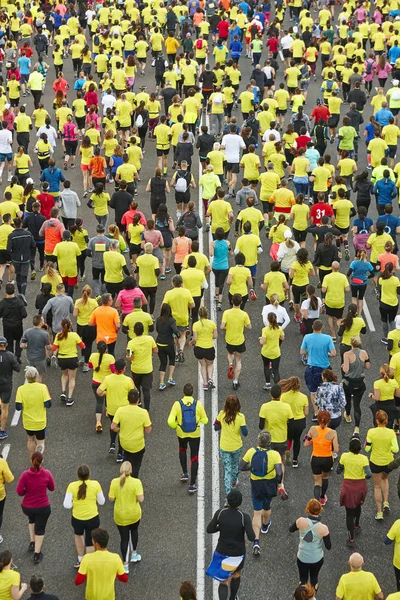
[77, 284, 92, 307]
[0, 551, 12, 573]
[31, 451, 43, 472]
[57, 318, 71, 341]
[268, 312, 279, 329]
[272, 214, 286, 234]
[380, 364, 391, 383]
[119, 461, 132, 487]
[306, 285, 318, 311]
[77, 465, 90, 500]
[94, 341, 107, 372]
[342, 303, 357, 331]
[382, 262, 394, 280]
[270, 293, 280, 308]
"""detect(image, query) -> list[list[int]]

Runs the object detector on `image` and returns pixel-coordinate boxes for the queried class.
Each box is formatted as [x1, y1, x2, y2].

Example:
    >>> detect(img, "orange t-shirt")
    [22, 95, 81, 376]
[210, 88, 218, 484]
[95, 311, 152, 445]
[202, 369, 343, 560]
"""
[378, 252, 399, 272]
[89, 305, 120, 343]
[44, 228, 63, 254]
[174, 236, 191, 264]
[89, 156, 107, 179]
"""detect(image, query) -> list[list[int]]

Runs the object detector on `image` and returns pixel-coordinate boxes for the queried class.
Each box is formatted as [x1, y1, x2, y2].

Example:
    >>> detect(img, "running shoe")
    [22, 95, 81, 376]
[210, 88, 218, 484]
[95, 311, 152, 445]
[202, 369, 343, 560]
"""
[249, 288, 257, 301]
[319, 495, 328, 506]
[203, 383, 208, 391]
[160, 274, 166, 280]
[278, 486, 288, 500]
[130, 552, 141, 563]
[383, 501, 390, 512]
[261, 520, 271, 534]
[51, 355, 58, 369]
[159, 383, 167, 391]
[263, 382, 271, 390]
[375, 512, 384, 520]
[252, 541, 261, 556]
[96, 423, 102, 433]
[165, 267, 172, 274]
[288, 301, 294, 311]
[79, 357, 85, 365]
[74, 559, 81, 568]
[344, 248, 350, 261]
[168, 378, 176, 386]
[123, 564, 129, 574]
[285, 450, 292, 466]
[178, 350, 185, 363]
[28, 542, 34, 552]
[294, 313, 302, 323]
[109, 443, 116, 454]
[227, 364, 235, 380]
[208, 380, 215, 389]
[233, 381, 240, 390]
[354, 525, 361, 535]
[374, 287, 380, 299]
[381, 338, 388, 345]
[60, 392, 67, 402]
[30, 271, 36, 281]
[188, 484, 197, 494]
[292, 460, 299, 468]
[180, 473, 189, 482]
[347, 537, 355, 547]
[82, 364, 89, 373]
[116, 453, 124, 463]
[33, 552, 43, 564]
[301, 354, 308, 366]
[311, 414, 318, 423]
[217, 301, 222, 311]
[66, 398, 74, 406]
[0, 431, 8, 440]
[344, 412, 352, 423]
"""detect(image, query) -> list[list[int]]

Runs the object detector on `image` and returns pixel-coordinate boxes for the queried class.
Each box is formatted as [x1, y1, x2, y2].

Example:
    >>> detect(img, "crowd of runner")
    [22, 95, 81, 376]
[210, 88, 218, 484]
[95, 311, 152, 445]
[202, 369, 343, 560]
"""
[2, 0, 400, 598]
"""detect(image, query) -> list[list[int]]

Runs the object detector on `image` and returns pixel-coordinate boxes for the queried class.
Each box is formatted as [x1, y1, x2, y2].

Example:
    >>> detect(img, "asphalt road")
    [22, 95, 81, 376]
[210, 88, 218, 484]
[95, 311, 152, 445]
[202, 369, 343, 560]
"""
[1, 11, 400, 600]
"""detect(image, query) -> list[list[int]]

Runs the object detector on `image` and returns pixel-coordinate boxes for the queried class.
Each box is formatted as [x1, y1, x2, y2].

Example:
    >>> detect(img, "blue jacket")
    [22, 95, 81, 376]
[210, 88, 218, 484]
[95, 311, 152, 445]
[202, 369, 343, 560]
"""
[375, 107, 394, 126]
[40, 166, 66, 193]
[230, 40, 243, 58]
[373, 178, 397, 205]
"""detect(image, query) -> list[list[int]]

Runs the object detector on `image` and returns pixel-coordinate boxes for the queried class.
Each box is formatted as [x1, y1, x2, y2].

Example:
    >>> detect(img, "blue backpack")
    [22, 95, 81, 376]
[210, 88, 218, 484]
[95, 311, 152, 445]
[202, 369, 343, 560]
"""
[179, 399, 198, 433]
[251, 448, 269, 477]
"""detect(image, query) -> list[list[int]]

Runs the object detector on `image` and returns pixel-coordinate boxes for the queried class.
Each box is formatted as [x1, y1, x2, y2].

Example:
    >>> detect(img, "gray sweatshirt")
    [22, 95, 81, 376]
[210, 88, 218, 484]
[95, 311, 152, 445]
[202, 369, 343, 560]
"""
[87, 235, 112, 269]
[42, 294, 73, 333]
[59, 189, 81, 219]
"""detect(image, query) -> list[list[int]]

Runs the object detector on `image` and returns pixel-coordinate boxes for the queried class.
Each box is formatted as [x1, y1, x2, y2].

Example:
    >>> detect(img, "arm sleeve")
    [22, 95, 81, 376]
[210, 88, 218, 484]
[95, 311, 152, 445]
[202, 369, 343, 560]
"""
[97, 490, 106, 505]
[63, 492, 73, 509]
[244, 513, 256, 542]
[323, 533, 332, 550]
[206, 510, 220, 534]
[288, 522, 298, 533]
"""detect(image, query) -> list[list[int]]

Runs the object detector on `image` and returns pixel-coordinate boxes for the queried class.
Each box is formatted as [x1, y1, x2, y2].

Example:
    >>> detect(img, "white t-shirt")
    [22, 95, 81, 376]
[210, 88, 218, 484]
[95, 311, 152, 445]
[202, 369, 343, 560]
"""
[37, 125, 57, 148]
[0, 129, 12, 154]
[102, 93, 116, 111]
[262, 304, 290, 329]
[301, 297, 322, 319]
[262, 128, 281, 142]
[85, 9, 96, 23]
[221, 134, 246, 164]
[281, 35, 293, 50]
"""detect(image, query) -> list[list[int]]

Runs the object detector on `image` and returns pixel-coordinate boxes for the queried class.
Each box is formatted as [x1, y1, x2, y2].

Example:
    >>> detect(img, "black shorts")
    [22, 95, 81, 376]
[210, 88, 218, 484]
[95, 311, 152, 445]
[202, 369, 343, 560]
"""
[194, 346, 216, 361]
[10, 99, 19, 107]
[156, 148, 169, 156]
[276, 109, 287, 116]
[350, 284, 367, 299]
[226, 342, 246, 354]
[250, 478, 278, 511]
[64, 140, 78, 155]
[328, 114, 340, 128]
[0, 250, 10, 264]
[282, 49, 291, 58]
[57, 357, 79, 370]
[129, 243, 141, 256]
[293, 228, 307, 243]
[391, 108, 400, 116]
[271, 442, 286, 457]
[287, 86, 297, 94]
[0, 387, 12, 404]
[119, 125, 131, 131]
[197, 57, 205, 65]
[369, 460, 391, 474]
[311, 455, 333, 475]
[291, 284, 307, 304]
[262, 201, 275, 213]
[22, 505, 51, 536]
[25, 428, 46, 440]
[226, 162, 240, 173]
[325, 305, 344, 319]
[388, 144, 397, 158]
[71, 514, 100, 547]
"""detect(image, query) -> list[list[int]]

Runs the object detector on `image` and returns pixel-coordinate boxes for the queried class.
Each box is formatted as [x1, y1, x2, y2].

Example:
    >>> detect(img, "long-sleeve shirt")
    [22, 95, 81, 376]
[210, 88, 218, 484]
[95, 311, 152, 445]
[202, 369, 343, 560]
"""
[59, 189, 81, 219]
[42, 294, 73, 333]
[207, 507, 255, 556]
[16, 467, 55, 508]
[315, 382, 346, 419]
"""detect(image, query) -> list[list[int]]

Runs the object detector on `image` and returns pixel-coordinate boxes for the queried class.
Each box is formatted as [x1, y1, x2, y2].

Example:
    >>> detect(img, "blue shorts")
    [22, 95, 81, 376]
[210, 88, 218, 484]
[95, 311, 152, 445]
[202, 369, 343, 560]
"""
[248, 264, 257, 277]
[124, 50, 135, 57]
[250, 479, 277, 511]
[305, 365, 324, 393]
[0, 153, 12, 162]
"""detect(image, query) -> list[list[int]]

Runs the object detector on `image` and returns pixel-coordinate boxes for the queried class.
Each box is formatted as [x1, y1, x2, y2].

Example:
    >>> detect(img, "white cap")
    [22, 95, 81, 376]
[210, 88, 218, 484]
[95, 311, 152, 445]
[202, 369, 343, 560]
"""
[393, 79, 400, 86]
[26, 177, 34, 184]
[395, 315, 400, 329]
[284, 230, 293, 239]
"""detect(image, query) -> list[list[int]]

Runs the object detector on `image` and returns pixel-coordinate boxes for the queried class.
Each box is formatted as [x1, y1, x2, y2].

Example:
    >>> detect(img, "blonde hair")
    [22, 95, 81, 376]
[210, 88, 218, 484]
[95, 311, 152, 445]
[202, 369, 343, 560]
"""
[120, 461, 132, 487]
[206, 164, 214, 172]
[350, 336, 361, 348]
[269, 293, 280, 308]
[77, 284, 92, 306]
[144, 242, 153, 252]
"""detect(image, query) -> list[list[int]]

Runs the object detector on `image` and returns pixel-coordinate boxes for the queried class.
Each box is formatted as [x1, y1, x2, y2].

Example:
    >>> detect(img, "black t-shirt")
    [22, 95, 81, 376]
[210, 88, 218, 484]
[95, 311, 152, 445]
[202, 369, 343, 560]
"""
[206, 507, 255, 556]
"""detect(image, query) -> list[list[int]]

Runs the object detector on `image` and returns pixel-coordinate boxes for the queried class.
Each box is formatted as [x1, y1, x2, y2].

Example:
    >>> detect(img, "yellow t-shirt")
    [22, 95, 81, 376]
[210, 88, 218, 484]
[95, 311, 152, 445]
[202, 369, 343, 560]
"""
[40, 273, 62, 295]
[127, 335, 157, 374]
[281, 390, 308, 420]
[54, 331, 82, 358]
[260, 326, 284, 360]
[339, 451, 369, 480]
[66, 479, 102, 520]
[181, 267, 206, 297]
[192, 318, 216, 349]
[109, 476, 143, 526]
[78, 550, 125, 600]
[163, 287, 194, 327]
[263, 271, 287, 302]
[241, 153, 261, 180]
[291, 203, 310, 231]
[336, 571, 382, 600]
[259, 400, 293, 443]
[207, 199, 232, 233]
[228, 265, 251, 296]
[322, 272, 348, 308]
[123, 310, 153, 338]
[89, 352, 115, 384]
[291, 261, 313, 287]
[222, 307, 250, 346]
[53, 241, 80, 278]
[74, 297, 98, 326]
[0, 569, 20, 600]
[387, 519, 400, 569]
[136, 253, 159, 288]
[113, 404, 151, 452]
[217, 410, 246, 452]
[16, 382, 50, 431]
[104, 251, 126, 284]
[235, 233, 261, 266]
[367, 426, 399, 465]
[99, 373, 132, 416]
[0, 223, 14, 250]
[379, 275, 400, 306]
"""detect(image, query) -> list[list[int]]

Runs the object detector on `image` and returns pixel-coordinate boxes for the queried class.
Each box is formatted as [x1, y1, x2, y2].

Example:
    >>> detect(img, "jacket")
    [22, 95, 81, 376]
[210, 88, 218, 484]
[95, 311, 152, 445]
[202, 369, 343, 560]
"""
[196, 133, 215, 158]
[7, 228, 35, 263]
[59, 189, 81, 219]
[87, 235, 112, 269]
[109, 190, 134, 223]
[0, 296, 27, 326]
[373, 178, 397, 205]
[0, 349, 20, 388]
[42, 294, 73, 333]
[40, 166, 66, 193]
[22, 212, 46, 242]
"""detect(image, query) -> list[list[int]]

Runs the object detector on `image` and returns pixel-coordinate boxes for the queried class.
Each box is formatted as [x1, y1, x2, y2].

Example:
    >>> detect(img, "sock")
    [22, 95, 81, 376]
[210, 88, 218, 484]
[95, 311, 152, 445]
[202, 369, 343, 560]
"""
[218, 583, 229, 600]
[229, 577, 240, 600]
[314, 485, 321, 500]
[78, 555, 83, 562]
[321, 479, 328, 497]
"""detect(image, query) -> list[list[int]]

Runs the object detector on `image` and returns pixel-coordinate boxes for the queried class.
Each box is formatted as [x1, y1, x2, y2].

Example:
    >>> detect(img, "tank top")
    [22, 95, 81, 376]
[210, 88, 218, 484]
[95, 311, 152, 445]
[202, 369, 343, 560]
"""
[63, 122, 77, 142]
[212, 239, 229, 271]
[111, 154, 123, 174]
[297, 518, 324, 564]
[346, 348, 365, 380]
[312, 426, 333, 458]
[150, 177, 166, 200]
[175, 236, 191, 263]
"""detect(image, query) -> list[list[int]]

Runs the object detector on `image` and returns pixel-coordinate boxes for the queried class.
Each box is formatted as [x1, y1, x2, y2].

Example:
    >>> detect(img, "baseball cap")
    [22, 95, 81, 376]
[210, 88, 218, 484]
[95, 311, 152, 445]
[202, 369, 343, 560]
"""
[96, 224, 105, 233]
[0, 337, 7, 345]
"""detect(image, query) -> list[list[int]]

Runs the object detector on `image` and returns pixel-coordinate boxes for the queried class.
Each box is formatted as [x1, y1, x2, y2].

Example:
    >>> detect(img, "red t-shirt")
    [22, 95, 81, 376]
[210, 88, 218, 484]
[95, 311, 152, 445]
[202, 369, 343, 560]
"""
[310, 202, 334, 225]
[311, 105, 330, 123]
[217, 20, 229, 38]
[267, 37, 279, 52]
[295, 134, 312, 150]
[37, 192, 55, 220]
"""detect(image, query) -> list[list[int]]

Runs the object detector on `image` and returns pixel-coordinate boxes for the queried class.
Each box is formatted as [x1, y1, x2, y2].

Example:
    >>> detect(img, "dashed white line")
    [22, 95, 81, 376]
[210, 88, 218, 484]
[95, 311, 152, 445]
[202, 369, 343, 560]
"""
[11, 410, 21, 427]
[2, 444, 10, 460]
[363, 300, 376, 332]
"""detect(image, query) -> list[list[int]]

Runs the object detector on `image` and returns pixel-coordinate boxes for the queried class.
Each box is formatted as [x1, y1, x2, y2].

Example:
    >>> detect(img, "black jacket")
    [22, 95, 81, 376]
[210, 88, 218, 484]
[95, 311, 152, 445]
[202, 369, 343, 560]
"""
[352, 179, 373, 205]
[346, 109, 364, 132]
[22, 212, 46, 242]
[109, 190, 133, 224]
[175, 141, 194, 165]
[0, 297, 27, 326]
[7, 228, 35, 263]
[251, 69, 268, 90]
[347, 89, 367, 111]
[196, 133, 215, 158]
[156, 316, 179, 344]
[199, 70, 217, 90]
[0, 349, 20, 387]
[313, 241, 340, 268]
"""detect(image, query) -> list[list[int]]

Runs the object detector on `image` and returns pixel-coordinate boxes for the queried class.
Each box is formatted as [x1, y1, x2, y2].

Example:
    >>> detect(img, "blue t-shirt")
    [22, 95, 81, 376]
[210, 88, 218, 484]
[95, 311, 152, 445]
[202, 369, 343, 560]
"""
[18, 56, 31, 76]
[305, 148, 320, 171]
[349, 259, 374, 285]
[364, 123, 375, 143]
[353, 217, 373, 234]
[301, 333, 334, 368]
[377, 214, 400, 239]
[212, 239, 229, 270]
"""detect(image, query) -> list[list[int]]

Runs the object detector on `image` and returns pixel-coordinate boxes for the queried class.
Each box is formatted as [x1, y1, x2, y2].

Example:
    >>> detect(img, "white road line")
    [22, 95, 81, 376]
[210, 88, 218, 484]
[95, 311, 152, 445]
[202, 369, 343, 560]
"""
[2, 444, 10, 460]
[363, 300, 376, 332]
[196, 137, 206, 600]
[11, 410, 21, 427]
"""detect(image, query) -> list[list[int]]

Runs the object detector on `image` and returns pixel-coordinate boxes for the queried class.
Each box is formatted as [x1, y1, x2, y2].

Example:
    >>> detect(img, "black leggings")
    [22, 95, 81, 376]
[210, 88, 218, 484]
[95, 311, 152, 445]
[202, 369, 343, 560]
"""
[158, 343, 175, 371]
[117, 520, 140, 562]
[288, 418, 306, 461]
[261, 355, 280, 384]
[297, 557, 324, 588]
[0, 497, 5, 531]
[395, 566, 400, 591]
[345, 505, 361, 539]
[179, 436, 200, 485]
[77, 250, 87, 277]
[213, 268, 229, 294]
[92, 382, 102, 414]
[108, 414, 122, 454]
[77, 324, 96, 363]
[140, 286, 157, 315]
[343, 379, 366, 427]
[192, 296, 201, 324]
[22, 505, 51, 536]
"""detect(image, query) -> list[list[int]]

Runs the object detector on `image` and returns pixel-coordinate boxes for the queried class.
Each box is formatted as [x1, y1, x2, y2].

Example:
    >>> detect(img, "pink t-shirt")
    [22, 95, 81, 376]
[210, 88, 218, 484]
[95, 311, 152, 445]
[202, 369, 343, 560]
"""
[144, 229, 163, 249]
[116, 288, 147, 315]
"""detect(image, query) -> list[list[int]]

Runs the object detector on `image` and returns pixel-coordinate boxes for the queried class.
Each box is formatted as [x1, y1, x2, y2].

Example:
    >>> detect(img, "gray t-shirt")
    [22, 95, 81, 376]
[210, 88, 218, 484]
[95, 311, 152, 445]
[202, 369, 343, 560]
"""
[21, 327, 50, 362]
[42, 295, 73, 333]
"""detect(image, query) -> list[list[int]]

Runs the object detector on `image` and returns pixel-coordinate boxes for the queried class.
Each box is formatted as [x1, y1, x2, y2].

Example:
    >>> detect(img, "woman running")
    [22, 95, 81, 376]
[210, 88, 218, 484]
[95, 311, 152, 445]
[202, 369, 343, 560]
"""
[300, 285, 322, 338]
[155, 204, 175, 277]
[191, 306, 217, 391]
[0, 551, 27, 599]
[52, 318, 85, 406]
[214, 395, 248, 497]
[63, 465, 105, 568]
[73, 285, 97, 372]
[313, 232, 339, 287]
[369, 364, 400, 429]
[88, 341, 116, 433]
[289, 248, 315, 323]
[337, 436, 371, 546]
[342, 336, 370, 433]
[172, 226, 191, 275]
[337, 304, 366, 360]
[262, 294, 290, 330]
[209, 227, 231, 311]
[366, 410, 399, 520]
[259, 312, 285, 389]
[378, 261, 400, 344]
[281, 377, 309, 467]
[155, 303, 179, 390]
[304, 410, 338, 505]
[347, 249, 374, 314]
[115, 277, 147, 321]
[16, 452, 55, 565]
[314, 369, 346, 430]
[289, 499, 331, 592]
[108, 461, 144, 574]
